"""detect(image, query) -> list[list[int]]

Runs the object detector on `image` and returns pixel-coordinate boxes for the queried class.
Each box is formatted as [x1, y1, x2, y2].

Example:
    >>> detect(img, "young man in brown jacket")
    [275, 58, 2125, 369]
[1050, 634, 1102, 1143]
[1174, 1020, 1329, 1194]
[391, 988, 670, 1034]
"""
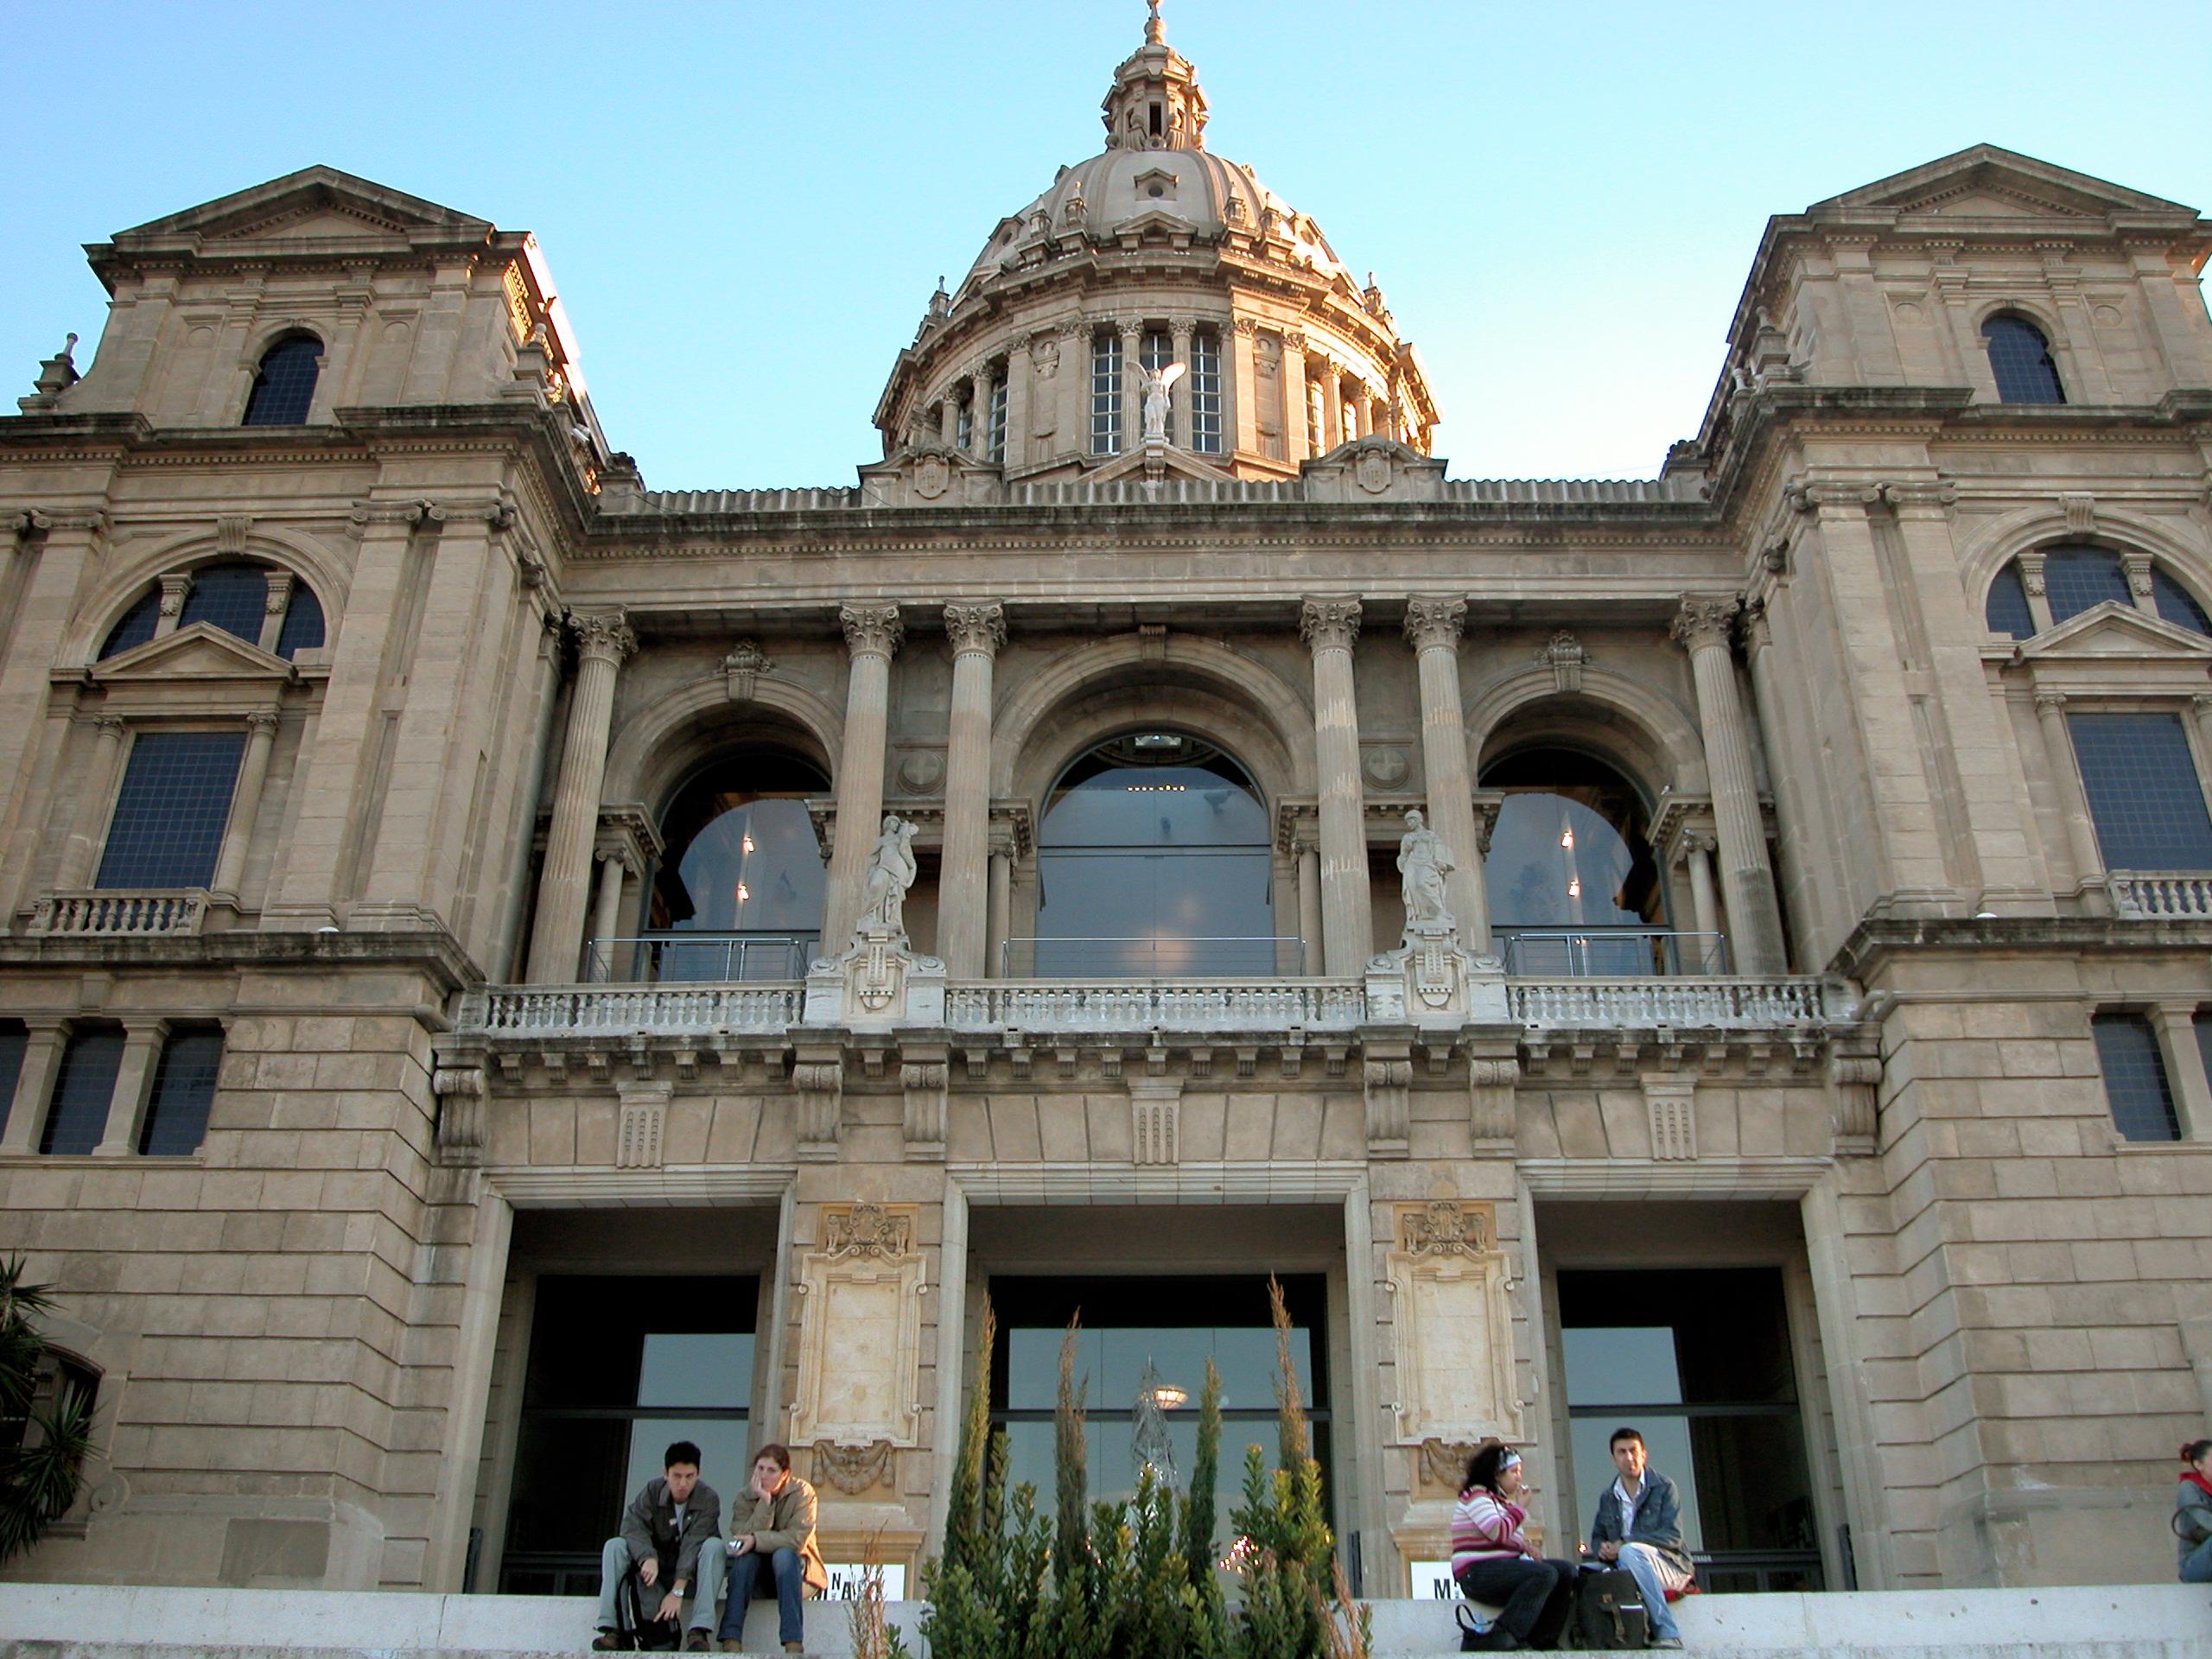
[715, 1442, 827, 1655]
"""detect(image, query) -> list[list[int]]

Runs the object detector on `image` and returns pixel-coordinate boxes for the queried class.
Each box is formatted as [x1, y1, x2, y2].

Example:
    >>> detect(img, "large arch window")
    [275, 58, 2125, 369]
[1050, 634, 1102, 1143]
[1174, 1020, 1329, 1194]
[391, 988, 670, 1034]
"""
[1981, 314, 2064, 404]
[1030, 732, 1279, 976]
[1984, 543, 2212, 641]
[1480, 748, 1672, 974]
[98, 560, 325, 662]
[1190, 329, 1223, 454]
[641, 752, 828, 981]
[241, 334, 321, 425]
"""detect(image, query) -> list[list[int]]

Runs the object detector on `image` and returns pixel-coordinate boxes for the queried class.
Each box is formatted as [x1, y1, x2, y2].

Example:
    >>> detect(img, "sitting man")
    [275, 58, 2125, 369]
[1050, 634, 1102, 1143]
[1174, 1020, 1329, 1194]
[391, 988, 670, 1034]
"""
[715, 1442, 826, 1656]
[593, 1440, 727, 1652]
[1586, 1427, 1694, 1651]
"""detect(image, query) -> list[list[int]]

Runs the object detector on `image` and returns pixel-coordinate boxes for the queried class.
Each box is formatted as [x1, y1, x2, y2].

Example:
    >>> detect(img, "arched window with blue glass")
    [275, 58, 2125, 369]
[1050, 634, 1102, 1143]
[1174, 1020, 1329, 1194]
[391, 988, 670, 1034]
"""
[638, 751, 829, 982]
[1027, 732, 1282, 976]
[98, 560, 325, 661]
[241, 334, 322, 425]
[1981, 313, 2064, 404]
[1983, 543, 2212, 641]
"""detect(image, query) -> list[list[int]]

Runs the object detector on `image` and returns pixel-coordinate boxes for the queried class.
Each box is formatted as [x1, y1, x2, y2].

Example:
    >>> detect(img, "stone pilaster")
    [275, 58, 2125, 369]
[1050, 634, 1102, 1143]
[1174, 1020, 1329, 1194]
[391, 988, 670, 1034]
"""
[93, 1018, 168, 1156]
[524, 610, 635, 982]
[1671, 595, 1786, 974]
[822, 604, 904, 950]
[938, 601, 1005, 977]
[1169, 318, 1193, 448]
[2036, 690, 2107, 902]
[1302, 598, 1372, 974]
[1404, 598, 1489, 952]
[588, 850, 630, 982]
[54, 715, 130, 893]
[209, 711, 280, 901]
[1281, 333, 1310, 462]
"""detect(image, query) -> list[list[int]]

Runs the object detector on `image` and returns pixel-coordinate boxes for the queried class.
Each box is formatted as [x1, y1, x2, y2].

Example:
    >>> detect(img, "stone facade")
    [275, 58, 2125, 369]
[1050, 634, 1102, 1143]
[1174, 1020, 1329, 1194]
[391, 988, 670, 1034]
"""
[3, 10, 2212, 1609]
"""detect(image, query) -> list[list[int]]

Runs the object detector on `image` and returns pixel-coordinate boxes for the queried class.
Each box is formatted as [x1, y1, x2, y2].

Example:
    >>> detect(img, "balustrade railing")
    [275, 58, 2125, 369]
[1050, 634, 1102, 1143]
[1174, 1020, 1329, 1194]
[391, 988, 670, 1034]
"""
[1507, 976, 1835, 1028]
[945, 978, 1364, 1033]
[464, 982, 804, 1037]
[29, 889, 208, 938]
[2106, 872, 2212, 918]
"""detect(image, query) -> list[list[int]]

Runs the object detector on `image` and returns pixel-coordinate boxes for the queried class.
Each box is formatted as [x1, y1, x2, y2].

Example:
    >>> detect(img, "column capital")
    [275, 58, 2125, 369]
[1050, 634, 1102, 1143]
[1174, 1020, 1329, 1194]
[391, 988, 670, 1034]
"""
[1741, 598, 1774, 656]
[245, 710, 280, 737]
[92, 713, 128, 740]
[1116, 317, 1143, 345]
[1402, 597, 1466, 652]
[571, 609, 636, 664]
[1282, 330, 1308, 353]
[1669, 594, 1741, 653]
[2192, 692, 2212, 715]
[158, 572, 194, 617]
[839, 603, 905, 659]
[1300, 597, 1362, 652]
[944, 601, 1007, 658]
[264, 571, 294, 612]
[2035, 690, 2069, 715]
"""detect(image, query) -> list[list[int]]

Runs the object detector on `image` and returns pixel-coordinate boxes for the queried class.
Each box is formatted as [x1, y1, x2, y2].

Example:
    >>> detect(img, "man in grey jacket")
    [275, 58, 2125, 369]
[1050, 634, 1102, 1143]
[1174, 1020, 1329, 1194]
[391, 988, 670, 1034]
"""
[1586, 1427, 1695, 1650]
[592, 1440, 727, 1652]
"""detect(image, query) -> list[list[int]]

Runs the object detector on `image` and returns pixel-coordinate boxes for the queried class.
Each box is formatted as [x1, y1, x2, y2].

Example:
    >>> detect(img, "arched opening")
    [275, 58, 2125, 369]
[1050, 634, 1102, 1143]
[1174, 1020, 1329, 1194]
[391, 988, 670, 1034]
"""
[98, 559, 326, 661]
[1027, 731, 1281, 976]
[1479, 747, 1675, 975]
[1980, 314, 2064, 404]
[635, 750, 829, 981]
[241, 334, 322, 426]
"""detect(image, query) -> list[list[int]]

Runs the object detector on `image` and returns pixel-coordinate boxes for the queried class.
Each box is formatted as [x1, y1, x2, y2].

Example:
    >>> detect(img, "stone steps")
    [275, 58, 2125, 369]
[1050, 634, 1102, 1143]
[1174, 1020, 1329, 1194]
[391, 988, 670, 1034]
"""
[1, 1582, 2209, 1658]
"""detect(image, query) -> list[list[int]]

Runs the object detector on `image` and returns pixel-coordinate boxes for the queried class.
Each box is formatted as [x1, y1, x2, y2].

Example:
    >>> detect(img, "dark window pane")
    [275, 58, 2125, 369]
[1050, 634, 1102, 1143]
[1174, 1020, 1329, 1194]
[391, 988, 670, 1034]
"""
[2093, 1014, 2181, 1141]
[2067, 712, 2212, 870]
[178, 563, 269, 645]
[242, 336, 321, 425]
[0, 1020, 24, 1143]
[2194, 1014, 2212, 1123]
[140, 1027, 222, 1155]
[1982, 315, 2064, 404]
[99, 588, 162, 660]
[2042, 546, 2131, 625]
[2154, 569, 2212, 638]
[274, 582, 325, 658]
[94, 731, 245, 890]
[1984, 564, 2036, 639]
[41, 1027, 122, 1155]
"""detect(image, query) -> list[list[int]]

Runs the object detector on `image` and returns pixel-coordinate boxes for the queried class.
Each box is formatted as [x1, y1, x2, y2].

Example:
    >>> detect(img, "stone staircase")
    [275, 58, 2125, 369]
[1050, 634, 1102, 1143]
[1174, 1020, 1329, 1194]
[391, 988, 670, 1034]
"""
[2, 1582, 2209, 1657]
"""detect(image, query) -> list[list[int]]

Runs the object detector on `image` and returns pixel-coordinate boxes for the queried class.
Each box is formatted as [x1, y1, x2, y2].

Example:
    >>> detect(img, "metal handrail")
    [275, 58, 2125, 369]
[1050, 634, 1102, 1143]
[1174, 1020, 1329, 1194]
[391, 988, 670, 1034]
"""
[1497, 927, 1731, 977]
[1000, 936, 1306, 977]
[583, 931, 819, 983]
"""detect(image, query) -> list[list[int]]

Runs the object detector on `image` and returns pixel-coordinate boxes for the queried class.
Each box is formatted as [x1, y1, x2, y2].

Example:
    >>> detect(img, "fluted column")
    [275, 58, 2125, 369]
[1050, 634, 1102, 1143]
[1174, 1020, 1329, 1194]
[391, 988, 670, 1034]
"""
[1671, 595, 1786, 974]
[1302, 599, 1372, 974]
[986, 839, 1014, 978]
[1169, 319, 1193, 448]
[54, 715, 130, 891]
[209, 711, 280, 899]
[1682, 833, 1721, 944]
[1119, 320, 1144, 452]
[1296, 838, 1323, 976]
[1404, 598, 1489, 951]
[822, 604, 904, 949]
[1281, 333, 1311, 463]
[524, 610, 635, 982]
[588, 851, 629, 982]
[2037, 691, 2106, 899]
[938, 601, 1005, 976]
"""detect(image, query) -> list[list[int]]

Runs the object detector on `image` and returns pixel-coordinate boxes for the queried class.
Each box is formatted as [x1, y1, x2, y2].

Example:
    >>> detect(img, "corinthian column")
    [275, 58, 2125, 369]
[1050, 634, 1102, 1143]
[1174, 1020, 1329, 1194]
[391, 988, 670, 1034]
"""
[822, 604, 904, 949]
[1404, 598, 1489, 951]
[1670, 596, 1786, 974]
[524, 610, 634, 982]
[938, 601, 1005, 976]
[1302, 598, 1373, 974]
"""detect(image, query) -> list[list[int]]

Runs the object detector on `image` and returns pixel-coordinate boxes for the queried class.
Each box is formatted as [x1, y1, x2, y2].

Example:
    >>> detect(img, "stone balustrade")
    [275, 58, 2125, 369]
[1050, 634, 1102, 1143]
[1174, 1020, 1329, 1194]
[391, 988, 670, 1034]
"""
[944, 977, 1366, 1033]
[1507, 976, 1847, 1029]
[2106, 871, 2212, 918]
[28, 888, 209, 937]
[461, 983, 804, 1038]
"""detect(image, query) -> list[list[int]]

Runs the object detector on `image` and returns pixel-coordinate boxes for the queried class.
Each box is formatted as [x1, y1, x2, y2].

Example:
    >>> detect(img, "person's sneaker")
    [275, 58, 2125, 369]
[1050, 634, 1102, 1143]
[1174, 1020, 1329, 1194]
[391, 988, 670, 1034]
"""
[783, 1645, 804, 1656]
[684, 1633, 712, 1653]
[589, 1633, 625, 1653]
[1649, 1639, 1685, 1651]
[717, 1643, 743, 1655]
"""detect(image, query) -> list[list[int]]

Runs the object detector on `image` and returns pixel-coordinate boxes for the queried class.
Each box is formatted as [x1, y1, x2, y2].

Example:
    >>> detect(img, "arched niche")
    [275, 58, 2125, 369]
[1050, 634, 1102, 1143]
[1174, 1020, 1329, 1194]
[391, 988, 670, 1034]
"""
[1465, 668, 1707, 799]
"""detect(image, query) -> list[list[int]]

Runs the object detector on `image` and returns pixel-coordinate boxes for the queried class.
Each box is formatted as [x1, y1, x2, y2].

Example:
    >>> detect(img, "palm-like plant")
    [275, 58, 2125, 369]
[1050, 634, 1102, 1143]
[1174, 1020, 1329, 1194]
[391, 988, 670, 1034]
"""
[0, 1256, 93, 1565]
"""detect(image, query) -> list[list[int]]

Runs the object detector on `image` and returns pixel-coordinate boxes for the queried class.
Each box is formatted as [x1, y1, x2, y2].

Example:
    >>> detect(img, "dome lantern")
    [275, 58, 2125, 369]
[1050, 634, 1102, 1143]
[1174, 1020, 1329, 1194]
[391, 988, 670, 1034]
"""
[1102, 0, 1208, 153]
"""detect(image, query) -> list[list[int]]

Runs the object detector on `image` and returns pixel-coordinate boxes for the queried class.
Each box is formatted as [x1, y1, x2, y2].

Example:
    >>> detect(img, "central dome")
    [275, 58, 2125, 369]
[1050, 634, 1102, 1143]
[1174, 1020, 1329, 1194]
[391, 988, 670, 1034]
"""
[871, 2, 1438, 487]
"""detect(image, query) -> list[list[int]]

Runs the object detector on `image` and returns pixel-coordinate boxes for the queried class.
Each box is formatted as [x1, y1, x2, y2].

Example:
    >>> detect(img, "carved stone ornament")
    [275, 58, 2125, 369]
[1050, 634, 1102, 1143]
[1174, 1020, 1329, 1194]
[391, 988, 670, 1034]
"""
[840, 604, 905, 659]
[1404, 598, 1466, 652]
[158, 574, 194, 618]
[1669, 594, 1740, 654]
[914, 455, 950, 500]
[1363, 746, 1412, 790]
[1536, 631, 1587, 693]
[1030, 332, 1060, 376]
[724, 640, 772, 702]
[2018, 554, 2048, 599]
[894, 750, 945, 795]
[572, 610, 637, 663]
[944, 601, 1007, 657]
[1420, 1438, 1485, 1493]
[810, 1438, 897, 1496]
[825, 1200, 915, 1262]
[1300, 598, 1362, 652]
[1402, 1198, 1492, 1259]
[1356, 448, 1393, 495]
[1386, 1198, 1521, 1445]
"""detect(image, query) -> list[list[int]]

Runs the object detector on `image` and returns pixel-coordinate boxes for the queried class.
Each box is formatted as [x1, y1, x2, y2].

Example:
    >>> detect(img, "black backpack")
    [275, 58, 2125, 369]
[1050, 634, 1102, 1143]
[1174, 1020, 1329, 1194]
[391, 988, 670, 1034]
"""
[1571, 1568, 1649, 1649]
[612, 1559, 685, 1652]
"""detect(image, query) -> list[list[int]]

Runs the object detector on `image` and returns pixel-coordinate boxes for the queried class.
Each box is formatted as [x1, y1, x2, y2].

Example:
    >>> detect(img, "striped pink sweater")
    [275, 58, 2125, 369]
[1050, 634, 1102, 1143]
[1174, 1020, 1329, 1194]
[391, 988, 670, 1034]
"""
[1450, 1487, 1532, 1576]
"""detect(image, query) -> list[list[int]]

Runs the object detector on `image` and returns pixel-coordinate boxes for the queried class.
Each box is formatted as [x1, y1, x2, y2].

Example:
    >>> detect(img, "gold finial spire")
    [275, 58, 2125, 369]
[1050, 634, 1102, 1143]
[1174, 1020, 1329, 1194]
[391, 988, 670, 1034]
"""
[1145, 0, 1165, 46]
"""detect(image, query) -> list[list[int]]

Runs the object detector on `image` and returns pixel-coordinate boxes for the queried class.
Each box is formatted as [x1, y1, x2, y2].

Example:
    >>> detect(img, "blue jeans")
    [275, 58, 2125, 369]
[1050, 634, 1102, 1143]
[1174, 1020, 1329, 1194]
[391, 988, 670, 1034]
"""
[2183, 1534, 2212, 1583]
[1454, 1555, 1577, 1647]
[718, 1545, 805, 1648]
[1614, 1542, 1686, 1640]
[594, 1535, 728, 1635]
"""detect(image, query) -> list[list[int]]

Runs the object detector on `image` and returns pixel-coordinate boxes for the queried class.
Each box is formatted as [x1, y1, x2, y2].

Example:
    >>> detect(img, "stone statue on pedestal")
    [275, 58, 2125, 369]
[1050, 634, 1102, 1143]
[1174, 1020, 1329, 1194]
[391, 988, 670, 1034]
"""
[858, 814, 918, 940]
[1140, 361, 1185, 443]
[1396, 807, 1456, 932]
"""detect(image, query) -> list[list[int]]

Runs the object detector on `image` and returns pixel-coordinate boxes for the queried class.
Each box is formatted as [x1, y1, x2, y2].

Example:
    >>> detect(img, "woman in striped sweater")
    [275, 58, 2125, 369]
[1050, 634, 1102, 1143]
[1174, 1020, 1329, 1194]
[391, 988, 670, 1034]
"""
[1451, 1442, 1578, 1650]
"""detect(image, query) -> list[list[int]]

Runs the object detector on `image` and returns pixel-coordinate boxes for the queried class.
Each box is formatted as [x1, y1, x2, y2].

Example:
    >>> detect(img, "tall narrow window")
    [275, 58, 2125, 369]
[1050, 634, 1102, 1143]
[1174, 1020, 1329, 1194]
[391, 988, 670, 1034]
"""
[986, 376, 1008, 463]
[954, 391, 975, 452]
[1189, 330, 1222, 453]
[41, 1026, 123, 1156]
[141, 1026, 224, 1155]
[0, 1020, 25, 1145]
[1090, 332, 1122, 455]
[1982, 315, 2064, 404]
[2093, 1013, 2181, 1141]
[94, 731, 245, 890]
[241, 335, 321, 425]
[2067, 712, 2212, 871]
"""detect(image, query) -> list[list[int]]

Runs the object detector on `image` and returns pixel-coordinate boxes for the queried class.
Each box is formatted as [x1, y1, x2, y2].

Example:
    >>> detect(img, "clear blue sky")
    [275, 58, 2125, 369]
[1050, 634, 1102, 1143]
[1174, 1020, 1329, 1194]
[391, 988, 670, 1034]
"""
[7, 2, 2209, 489]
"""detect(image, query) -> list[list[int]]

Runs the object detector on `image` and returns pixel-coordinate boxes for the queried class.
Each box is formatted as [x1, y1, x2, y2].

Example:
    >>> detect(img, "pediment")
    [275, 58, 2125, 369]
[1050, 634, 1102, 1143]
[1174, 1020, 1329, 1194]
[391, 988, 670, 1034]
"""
[1083, 441, 1236, 486]
[112, 165, 491, 247]
[1817, 145, 2191, 222]
[1114, 207, 1201, 239]
[91, 623, 293, 683]
[2018, 601, 2212, 659]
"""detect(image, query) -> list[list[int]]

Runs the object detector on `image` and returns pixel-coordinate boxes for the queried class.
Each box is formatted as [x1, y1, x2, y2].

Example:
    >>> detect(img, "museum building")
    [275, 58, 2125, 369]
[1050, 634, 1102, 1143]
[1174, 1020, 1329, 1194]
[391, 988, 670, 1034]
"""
[4, 3, 2212, 1606]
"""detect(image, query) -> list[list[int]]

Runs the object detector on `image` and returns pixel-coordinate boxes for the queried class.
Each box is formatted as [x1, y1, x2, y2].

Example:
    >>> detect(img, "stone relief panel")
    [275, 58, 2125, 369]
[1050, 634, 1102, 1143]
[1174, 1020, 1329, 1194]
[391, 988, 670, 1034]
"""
[790, 1202, 926, 1447]
[1385, 1198, 1522, 1446]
